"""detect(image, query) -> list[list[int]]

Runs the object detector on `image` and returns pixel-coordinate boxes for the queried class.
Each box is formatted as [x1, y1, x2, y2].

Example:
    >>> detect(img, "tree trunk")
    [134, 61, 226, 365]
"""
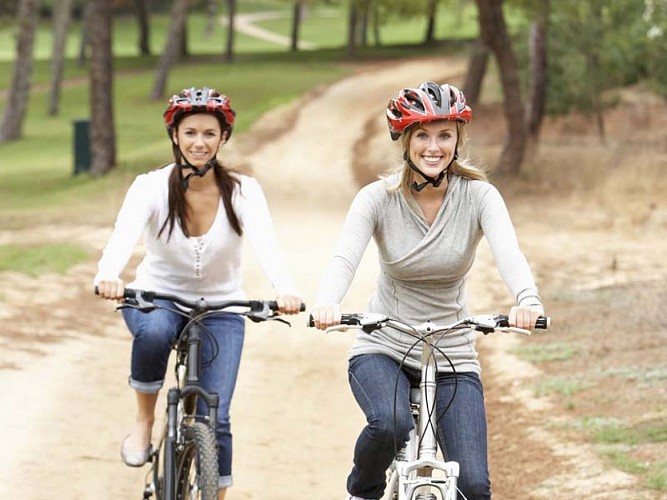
[77, 1, 92, 66]
[463, 38, 489, 106]
[347, 3, 358, 56]
[133, 0, 150, 55]
[524, 0, 549, 143]
[0, 0, 40, 144]
[290, 1, 303, 52]
[360, 5, 369, 47]
[587, 1, 605, 142]
[372, 2, 381, 46]
[204, 0, 217, 39]
[224, 0, 236, 62]
[151, 0, 189, 100]
[424, 0, 437, 45]
[48, 0, 74, 116]
[88, 0, 116, 176]
[475, 0, 526, 175]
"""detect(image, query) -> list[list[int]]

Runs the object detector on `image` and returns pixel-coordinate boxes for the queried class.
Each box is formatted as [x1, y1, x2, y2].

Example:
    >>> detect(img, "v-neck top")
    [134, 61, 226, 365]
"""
[315, 173, 541, 374]
[94, 164, 297, 302]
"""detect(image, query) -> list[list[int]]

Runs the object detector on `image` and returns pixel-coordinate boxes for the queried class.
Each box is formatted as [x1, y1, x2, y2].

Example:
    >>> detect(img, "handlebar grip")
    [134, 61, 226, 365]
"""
[496, 315, 550, 329]
[307, 313, 361, 328]
[535, 316, 550, 329]
[270, 301, 306, 312]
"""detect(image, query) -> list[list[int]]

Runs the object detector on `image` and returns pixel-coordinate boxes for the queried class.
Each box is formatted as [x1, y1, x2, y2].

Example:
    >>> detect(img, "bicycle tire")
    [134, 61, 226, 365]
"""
[175, 422, 219, 500]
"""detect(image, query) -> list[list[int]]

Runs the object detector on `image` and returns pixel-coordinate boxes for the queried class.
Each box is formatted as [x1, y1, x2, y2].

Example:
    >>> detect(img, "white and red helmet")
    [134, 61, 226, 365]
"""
[387, 81, 472, 141]
[164, 87, 236, 138]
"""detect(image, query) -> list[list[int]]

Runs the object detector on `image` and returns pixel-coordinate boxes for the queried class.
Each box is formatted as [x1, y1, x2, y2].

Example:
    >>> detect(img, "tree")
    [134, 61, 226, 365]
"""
[290, 1, 304, 52]
[0, 0, 40, 144]
[463, 38, 489, 106]
[224, 0, 236, 62]
[151, 0, 189, 100]
[424, 0, 438, 44]
[88, 0, 116, 176]
[475, 0, 526, 174]
[347, 1, 359, 56]
[77, 1, 92, 66]
[133, 0, 151, 56]
[48, 0, 74, 116]
[524, 0, 550, 143]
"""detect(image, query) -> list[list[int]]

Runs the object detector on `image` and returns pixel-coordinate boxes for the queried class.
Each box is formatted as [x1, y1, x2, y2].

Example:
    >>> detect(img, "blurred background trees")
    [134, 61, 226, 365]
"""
[1, 0, 665, 175]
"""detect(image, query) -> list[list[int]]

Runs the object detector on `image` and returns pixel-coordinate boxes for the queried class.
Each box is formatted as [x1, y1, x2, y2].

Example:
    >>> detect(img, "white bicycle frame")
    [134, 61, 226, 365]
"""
[327, 314, 533, 500]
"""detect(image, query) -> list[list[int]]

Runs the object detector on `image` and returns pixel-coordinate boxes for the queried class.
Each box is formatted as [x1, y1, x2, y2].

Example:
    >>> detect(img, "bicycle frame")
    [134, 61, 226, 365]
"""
[161, 307, 220, 500]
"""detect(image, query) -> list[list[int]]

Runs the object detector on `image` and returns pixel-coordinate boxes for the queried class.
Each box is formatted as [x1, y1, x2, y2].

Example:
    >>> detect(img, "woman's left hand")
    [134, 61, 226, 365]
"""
[276, 294, 304, 315]
[509, 305, 544, 330]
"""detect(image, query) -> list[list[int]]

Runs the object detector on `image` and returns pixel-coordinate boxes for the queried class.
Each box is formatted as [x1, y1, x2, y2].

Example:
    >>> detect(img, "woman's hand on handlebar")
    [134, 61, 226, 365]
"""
[309, 304, 342, 330]
[509, 305, 545, 330]
[276, 294, 304, 315]
[96, 279, 125, 302]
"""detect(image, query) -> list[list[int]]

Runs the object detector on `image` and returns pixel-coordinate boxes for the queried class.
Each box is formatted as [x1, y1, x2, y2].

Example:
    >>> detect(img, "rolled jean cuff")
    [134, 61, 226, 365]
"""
[218, 475, 232, 489]
[128, 377, 163, 394]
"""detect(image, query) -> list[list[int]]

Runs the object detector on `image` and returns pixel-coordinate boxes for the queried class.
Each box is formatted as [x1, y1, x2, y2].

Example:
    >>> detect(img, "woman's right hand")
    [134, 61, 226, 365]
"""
[96, 279, 125, 302]
[309, 304, 342, 330]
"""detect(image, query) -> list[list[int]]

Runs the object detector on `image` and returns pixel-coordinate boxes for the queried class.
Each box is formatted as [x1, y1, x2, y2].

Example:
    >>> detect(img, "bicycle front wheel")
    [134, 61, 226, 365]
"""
[176, 422, 219, 500]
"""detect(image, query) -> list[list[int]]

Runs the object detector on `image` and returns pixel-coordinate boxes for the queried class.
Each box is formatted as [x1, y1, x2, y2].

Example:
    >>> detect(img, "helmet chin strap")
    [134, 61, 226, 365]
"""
[405, 144, 460, 192]
[408, 158, 447, 192]
[178, 160, 215, 191]
[174, 143, 216, 191]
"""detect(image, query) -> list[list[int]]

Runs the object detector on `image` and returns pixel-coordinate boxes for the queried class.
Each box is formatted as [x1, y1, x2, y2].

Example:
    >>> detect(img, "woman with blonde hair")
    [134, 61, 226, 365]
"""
[311, 81, 544, 500]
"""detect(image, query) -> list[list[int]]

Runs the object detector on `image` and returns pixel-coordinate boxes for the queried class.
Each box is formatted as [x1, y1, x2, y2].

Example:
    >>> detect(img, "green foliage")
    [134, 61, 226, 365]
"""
[514, 0, 667, 114]
[0, 243, 90, 276]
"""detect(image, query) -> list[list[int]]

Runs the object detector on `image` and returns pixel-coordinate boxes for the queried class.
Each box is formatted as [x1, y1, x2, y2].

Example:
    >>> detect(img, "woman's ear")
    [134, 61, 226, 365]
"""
[221, 130, 229, 144]
[172, 129, 178, 145]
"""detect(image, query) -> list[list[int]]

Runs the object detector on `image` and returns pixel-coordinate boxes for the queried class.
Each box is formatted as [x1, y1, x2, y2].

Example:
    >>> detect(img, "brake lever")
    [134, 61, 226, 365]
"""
[498, 326, 532, 336]
[246, 311, 292, 327]
[116, 290, 158, 313]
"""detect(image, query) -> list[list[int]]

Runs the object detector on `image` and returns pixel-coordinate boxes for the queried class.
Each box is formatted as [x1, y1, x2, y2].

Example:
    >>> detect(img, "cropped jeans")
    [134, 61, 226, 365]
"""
[347, 354, 491, 500]
[122, 300, 245, 489]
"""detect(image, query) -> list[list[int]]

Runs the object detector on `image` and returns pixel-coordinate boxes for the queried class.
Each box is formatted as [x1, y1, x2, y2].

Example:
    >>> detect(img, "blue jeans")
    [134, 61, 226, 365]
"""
[122, 300, 245, 489]
[347, 354, 491, 500]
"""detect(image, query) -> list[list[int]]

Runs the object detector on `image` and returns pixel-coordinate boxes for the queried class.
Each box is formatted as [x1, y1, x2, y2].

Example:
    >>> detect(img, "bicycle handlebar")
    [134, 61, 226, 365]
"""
[307, 312, 550, 335]
[95, 286, 306, 317]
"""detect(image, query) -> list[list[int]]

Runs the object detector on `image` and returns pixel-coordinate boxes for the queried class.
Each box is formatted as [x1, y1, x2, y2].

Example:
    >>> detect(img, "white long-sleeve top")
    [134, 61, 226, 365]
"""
[94, 164, 298, 301]
[316, 173, 542, 374]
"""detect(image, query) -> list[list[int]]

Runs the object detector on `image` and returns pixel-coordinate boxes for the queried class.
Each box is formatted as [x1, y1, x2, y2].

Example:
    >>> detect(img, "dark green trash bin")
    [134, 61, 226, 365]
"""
[73, 119, 91, 175]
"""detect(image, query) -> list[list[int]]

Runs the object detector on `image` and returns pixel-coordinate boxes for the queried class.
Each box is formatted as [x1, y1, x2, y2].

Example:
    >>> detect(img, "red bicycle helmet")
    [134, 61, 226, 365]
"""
[386, 81, 472, 141]
[164, 87, 236, 138]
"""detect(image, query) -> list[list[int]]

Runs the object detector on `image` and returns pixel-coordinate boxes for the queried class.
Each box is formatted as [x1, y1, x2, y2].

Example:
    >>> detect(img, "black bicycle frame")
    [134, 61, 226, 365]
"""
[162, 306, 220, 500]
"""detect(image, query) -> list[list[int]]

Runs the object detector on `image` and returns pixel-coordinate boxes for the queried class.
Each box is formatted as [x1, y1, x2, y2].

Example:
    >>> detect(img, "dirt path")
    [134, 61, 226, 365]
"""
[0, 56, 663, 499]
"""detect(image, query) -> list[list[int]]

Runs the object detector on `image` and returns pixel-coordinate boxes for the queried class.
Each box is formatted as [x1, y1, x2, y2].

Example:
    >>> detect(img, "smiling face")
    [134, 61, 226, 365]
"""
[407, 120, 459, 180]
[172, 113, 226, 168]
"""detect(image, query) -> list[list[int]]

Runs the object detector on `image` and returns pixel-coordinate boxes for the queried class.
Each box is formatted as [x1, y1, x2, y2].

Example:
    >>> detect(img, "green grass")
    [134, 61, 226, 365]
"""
[510, 342, 577, 363]
[594, 419, 667, 492]
[0, 56, 350, 220]
[533, 376, 589, 397]
[551, 416, 667, 492]
[0, 243, 90, 276]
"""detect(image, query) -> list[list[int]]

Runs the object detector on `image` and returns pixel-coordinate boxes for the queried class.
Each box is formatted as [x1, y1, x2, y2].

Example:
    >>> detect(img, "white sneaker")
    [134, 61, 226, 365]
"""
[346, 494, 375, 500]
